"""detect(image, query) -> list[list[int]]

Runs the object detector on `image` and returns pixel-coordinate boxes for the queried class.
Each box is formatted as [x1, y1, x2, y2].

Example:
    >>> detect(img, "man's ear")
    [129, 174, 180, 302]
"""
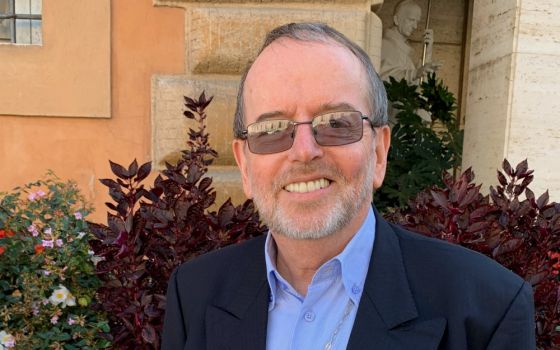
[372, 125, 391, 189]
[232, 139, 253, 199]
[393, 14, 399, 27]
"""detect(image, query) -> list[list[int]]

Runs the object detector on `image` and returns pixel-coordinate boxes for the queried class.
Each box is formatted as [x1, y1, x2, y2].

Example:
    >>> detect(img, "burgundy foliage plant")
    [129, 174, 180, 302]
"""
[388, 159, 560, 349]
[88, 92, 265, 349]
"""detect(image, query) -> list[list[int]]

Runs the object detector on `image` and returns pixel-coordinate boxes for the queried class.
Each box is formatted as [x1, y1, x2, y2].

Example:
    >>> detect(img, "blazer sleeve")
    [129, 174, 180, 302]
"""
[486, 281, 536, 350]
[161, 269, 187, 350]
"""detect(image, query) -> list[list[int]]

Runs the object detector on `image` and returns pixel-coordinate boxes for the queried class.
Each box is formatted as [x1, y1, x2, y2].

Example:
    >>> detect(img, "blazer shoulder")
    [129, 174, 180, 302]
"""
[172, 234, 266, 292]
[389, 222, 526, 294]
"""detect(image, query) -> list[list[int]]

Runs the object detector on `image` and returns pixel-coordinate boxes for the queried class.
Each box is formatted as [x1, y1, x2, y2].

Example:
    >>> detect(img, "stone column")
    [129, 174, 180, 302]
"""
[463, 0, 560, 198]
[151, 0, 383, 205]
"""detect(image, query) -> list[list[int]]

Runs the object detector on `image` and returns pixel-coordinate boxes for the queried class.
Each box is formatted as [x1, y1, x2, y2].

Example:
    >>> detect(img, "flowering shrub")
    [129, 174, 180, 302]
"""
[89, 92, 265, 349]
[388, 159, 560, 349]
[0, 173, 111, 349]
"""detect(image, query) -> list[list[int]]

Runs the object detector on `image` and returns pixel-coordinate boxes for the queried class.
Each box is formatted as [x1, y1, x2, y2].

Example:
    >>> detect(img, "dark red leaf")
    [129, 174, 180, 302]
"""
[100, 178, 120, 189]
[135, 162, 152, 183]
[526, 187, 535, 202]
[502, 159, 513, 177]
[492, 238, 523, 257]
[430, 190, 448, 209]
[141, 325, 157, 344]
[515, 159, 528, 177]
[537, 191, 550, 209]
[109, 160, 131, 179]
[128, 159, 138, 176]
[497, 171, 507, 187]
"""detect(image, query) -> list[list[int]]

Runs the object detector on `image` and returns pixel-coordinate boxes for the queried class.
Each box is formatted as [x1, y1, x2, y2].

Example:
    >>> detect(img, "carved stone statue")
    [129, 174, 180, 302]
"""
[380, 0, 441, 84]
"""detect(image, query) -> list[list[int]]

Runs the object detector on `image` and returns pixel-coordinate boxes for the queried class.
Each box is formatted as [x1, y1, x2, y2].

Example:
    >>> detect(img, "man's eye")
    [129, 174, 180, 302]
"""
[329, 119, 350, 128]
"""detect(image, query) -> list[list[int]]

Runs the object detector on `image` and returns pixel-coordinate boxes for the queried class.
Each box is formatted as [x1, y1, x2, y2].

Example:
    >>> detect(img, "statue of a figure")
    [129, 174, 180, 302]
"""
[380, 0, 442, 84]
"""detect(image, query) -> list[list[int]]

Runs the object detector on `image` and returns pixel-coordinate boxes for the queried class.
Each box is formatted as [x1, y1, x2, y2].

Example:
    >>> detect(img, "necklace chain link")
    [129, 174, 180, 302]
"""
[324, 299, 354, 350]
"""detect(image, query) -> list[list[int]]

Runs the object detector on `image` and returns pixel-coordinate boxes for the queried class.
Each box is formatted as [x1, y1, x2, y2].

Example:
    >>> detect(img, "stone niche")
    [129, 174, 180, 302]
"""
[375, 0, 467, 100]
[151, 0, 384, 204]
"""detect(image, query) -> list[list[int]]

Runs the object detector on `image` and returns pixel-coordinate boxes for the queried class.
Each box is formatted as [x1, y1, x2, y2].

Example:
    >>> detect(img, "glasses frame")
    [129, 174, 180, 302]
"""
[240, 110, 375, 154]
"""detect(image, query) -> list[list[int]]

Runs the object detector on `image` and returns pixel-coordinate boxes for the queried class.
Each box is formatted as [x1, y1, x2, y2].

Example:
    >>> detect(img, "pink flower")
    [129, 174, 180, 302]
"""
[74, 212, 83, 220]
[27, 192, 37, 201]
[37, 190, 46, 197]
[42, 240, 54, 248]
[68, 317, 76, 325]
[27, 225, 39, 237]
[55, 239, 63, 247]
[50, 315, 59, 324]
[44, 227, 52, 235]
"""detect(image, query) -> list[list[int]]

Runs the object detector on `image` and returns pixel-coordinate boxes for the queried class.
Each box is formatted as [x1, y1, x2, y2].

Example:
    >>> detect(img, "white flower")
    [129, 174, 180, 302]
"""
[78, 231, 86, 239]
[90, 255, 105, 266]
[0, 331, 15, 348]
[48, 285, 76, 308]
[44, 227, 52, 235]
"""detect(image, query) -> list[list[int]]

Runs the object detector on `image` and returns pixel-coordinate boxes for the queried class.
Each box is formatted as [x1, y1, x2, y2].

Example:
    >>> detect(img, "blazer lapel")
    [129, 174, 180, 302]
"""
[205, 237, 269, 350]
[347, 213, 446, 350]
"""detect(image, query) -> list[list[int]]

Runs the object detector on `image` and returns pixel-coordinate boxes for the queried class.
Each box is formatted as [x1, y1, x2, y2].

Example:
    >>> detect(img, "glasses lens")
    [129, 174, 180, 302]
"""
[246, 119, 294, 154]
[312, 111, 363, 146]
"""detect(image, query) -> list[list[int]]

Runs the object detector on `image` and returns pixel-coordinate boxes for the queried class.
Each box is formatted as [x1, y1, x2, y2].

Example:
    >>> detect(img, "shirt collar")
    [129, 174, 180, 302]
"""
[265, 207, 376, 309]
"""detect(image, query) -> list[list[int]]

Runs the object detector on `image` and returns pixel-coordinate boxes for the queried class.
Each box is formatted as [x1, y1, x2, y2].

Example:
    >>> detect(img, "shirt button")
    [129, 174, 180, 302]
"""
[303, 311, 315, 322]
[352, 285, 361, 294]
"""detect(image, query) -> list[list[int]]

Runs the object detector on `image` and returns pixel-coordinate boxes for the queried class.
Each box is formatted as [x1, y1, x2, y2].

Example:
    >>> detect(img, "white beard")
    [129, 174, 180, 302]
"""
[250, 154, 375, 240]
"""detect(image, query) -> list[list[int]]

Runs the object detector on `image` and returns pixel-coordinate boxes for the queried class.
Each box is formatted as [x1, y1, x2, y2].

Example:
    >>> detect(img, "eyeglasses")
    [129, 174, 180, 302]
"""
[240, 110, 374, 154]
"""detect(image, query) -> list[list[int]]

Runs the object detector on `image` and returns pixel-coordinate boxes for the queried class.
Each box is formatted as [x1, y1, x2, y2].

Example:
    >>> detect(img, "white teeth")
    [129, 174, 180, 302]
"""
[285, 179, 330, 193]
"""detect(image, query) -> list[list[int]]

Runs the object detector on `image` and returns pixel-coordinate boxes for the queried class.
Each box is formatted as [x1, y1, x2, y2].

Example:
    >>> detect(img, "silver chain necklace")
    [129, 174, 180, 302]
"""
[324, 299, 354, 350]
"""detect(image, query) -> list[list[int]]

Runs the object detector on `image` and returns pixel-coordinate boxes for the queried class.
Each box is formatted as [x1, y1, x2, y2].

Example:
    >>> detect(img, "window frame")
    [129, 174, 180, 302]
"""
[0, 0, 42, 44]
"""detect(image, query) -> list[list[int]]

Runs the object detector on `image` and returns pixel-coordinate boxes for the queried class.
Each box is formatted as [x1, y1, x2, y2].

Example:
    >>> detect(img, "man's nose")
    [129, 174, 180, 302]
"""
[287, 123, 324, 162]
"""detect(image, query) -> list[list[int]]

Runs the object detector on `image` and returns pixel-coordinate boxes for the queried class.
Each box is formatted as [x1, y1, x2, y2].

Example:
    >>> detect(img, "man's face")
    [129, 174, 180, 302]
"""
[395, 5, 422, 37]
[232, 38, 390, 240]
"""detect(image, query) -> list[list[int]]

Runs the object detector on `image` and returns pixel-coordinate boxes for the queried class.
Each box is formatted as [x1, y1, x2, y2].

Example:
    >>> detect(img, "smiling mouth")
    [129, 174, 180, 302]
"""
[284, 178, 331, 193]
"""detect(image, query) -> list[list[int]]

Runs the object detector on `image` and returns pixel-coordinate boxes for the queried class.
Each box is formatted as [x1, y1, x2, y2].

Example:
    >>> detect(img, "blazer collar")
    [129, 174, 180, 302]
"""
[347, 210, 446, 349]
[205, 235, 269, 350]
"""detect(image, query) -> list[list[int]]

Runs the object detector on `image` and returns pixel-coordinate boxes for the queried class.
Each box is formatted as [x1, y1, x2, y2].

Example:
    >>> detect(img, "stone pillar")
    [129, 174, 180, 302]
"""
[463, 0, 560, 198]
[152, 0, 384, 205]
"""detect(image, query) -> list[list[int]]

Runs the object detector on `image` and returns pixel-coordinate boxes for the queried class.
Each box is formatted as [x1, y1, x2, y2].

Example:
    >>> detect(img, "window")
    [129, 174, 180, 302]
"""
[0, 0, 42, 45]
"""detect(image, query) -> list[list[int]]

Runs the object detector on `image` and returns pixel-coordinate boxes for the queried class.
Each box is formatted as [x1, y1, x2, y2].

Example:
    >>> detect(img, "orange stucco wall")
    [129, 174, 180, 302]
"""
[0, 0, 185, 223]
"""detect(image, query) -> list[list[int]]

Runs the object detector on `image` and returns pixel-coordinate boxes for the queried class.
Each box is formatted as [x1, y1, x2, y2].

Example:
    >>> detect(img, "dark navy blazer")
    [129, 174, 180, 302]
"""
[162, 212, 535, 350]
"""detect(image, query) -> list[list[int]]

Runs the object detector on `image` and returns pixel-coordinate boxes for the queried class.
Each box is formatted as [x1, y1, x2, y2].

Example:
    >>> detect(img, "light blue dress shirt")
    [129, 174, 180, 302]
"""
[264, 207, 376, 350]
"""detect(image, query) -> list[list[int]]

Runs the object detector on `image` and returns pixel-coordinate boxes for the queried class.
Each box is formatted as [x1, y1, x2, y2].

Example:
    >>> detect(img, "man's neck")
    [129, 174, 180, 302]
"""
[387, 26, 408, 43]
[271, 208, 369, 296]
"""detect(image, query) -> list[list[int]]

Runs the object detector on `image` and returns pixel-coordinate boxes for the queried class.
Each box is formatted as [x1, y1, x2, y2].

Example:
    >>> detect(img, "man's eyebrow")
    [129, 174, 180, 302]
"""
[255, 111, 286, 123]
[254, 102, 359, 123]
[317, 102, 360, 113]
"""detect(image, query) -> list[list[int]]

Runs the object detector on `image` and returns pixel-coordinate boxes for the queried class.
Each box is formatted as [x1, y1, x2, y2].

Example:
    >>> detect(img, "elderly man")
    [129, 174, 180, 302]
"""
[380, 0, 441, 83]
[162, 23, 535, 350]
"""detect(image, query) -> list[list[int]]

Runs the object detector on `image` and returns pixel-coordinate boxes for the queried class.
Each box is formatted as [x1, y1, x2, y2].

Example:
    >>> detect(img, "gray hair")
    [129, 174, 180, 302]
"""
[394, 0, 421, 16]
[233, 22, 388, 139]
